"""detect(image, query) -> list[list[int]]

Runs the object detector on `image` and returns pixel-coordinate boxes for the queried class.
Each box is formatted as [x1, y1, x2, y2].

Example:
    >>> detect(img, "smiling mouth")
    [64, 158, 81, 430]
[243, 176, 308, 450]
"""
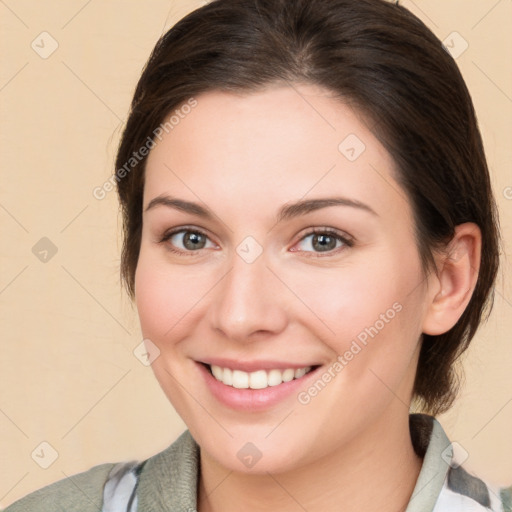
[203, 363, 318, 389]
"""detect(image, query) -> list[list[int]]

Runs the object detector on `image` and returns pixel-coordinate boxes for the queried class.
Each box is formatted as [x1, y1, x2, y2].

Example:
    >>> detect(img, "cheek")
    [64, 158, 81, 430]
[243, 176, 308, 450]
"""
[291, 261, 411, 340]
[135, 262, 171, 340]
[289, 249, 426, 373]
[134, 249, 201, 344]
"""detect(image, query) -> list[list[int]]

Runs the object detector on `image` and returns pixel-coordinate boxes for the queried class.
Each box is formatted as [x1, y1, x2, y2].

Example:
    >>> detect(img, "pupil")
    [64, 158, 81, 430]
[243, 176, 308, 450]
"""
[184, 232, 205, 250]
[313, 234, 335, 252]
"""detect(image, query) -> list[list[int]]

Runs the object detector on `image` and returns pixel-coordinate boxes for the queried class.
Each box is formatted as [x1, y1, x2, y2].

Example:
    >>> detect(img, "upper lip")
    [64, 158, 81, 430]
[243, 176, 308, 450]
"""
[199, 358, 320, 372]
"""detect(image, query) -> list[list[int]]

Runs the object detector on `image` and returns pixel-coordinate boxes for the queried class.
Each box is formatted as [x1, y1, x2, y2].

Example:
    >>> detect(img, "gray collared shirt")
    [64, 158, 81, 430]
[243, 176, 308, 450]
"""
[5, 414, 511, 511]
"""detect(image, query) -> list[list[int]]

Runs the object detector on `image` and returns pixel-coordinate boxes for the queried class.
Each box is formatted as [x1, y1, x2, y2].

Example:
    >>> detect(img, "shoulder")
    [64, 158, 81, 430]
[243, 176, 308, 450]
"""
[3, 462, 116, 512]
[2, 430, 199, 512]
[435, 467, 511, 512]
[500, 485, 512, 512]
[409, 414, 511, 512]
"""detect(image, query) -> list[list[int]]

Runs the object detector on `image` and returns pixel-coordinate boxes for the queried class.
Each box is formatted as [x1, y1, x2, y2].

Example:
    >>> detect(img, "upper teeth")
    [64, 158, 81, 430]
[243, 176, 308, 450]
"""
[210, 365, 312, 389]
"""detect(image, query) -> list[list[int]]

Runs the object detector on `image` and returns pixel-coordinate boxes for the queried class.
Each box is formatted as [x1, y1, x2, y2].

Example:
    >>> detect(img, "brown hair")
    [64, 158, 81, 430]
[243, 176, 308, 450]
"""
[115, 0, 500, 414]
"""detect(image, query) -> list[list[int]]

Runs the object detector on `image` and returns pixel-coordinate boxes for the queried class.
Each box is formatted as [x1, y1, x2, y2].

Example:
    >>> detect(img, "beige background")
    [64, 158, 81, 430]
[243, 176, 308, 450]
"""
[0, 0, 511, 507]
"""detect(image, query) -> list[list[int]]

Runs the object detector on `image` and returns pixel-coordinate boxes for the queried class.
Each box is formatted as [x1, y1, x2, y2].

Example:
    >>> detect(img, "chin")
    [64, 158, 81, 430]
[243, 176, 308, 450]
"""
[202, 437, 307, 475]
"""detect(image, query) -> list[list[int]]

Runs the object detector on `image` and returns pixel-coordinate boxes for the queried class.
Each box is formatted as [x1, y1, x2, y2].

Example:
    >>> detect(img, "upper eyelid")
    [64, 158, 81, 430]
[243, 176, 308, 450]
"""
[162, 226, 350, 240]
[163, 226, 216, 245]
[293, 229, 353, 252]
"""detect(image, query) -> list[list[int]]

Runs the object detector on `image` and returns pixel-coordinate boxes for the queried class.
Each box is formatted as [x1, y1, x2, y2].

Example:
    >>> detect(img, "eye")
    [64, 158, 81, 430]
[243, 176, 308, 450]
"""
[159, 227, 217, 255]
[291, 228, 353, 256]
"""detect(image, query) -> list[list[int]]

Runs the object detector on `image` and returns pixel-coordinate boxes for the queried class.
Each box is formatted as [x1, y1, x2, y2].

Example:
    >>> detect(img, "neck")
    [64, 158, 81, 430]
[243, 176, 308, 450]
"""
[197, 408, 423, 512]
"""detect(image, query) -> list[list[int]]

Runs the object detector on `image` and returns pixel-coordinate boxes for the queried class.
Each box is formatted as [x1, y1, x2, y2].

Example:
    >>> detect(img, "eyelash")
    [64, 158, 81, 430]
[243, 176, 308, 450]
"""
[292, 228, 354, 256]
[158, 226, 354, 258]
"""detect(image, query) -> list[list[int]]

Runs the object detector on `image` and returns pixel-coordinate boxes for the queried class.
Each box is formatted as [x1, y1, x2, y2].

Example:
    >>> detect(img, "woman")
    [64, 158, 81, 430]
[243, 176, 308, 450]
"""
[5, 0, 510, 510]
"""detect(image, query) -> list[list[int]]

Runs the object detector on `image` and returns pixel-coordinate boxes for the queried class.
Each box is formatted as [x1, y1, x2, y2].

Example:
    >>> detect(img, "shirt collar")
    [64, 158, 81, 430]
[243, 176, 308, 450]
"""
[136, 429, 199, 511]
[405, 414, 453, 512]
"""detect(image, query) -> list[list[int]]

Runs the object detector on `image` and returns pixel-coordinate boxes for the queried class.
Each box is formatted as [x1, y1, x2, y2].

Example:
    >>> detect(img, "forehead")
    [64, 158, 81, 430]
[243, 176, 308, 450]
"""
[143, 84, 409, 223]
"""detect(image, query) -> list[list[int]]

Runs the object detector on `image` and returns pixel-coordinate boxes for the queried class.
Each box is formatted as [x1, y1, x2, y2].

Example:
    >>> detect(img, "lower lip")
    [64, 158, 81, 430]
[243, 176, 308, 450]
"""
[196, 362, 321, 412]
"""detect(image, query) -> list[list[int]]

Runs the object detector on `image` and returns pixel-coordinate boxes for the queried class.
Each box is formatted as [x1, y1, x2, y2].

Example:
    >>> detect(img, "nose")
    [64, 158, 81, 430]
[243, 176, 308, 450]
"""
[207, 249, 288, 343]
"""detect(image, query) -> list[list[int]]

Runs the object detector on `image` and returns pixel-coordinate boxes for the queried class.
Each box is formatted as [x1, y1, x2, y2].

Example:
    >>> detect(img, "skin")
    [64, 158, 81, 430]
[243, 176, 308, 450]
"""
[134, 83, 481, 512]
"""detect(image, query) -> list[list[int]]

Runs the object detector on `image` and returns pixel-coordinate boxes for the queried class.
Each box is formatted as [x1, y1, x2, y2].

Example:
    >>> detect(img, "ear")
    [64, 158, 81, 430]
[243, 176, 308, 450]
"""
[422, 223, 482, 336]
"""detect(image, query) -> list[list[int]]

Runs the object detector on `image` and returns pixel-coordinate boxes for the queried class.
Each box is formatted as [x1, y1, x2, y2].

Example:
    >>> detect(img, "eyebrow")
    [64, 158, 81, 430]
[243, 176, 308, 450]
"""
[144, 195, 378, 221]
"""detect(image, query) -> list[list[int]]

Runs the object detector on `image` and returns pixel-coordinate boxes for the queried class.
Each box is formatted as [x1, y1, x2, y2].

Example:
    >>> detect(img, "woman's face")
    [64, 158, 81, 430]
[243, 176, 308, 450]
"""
[135, 84, 438, 473]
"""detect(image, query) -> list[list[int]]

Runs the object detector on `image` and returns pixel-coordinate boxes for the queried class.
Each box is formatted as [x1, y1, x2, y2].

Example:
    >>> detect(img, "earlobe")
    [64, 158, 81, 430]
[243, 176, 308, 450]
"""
[422, 223, 482, 336]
